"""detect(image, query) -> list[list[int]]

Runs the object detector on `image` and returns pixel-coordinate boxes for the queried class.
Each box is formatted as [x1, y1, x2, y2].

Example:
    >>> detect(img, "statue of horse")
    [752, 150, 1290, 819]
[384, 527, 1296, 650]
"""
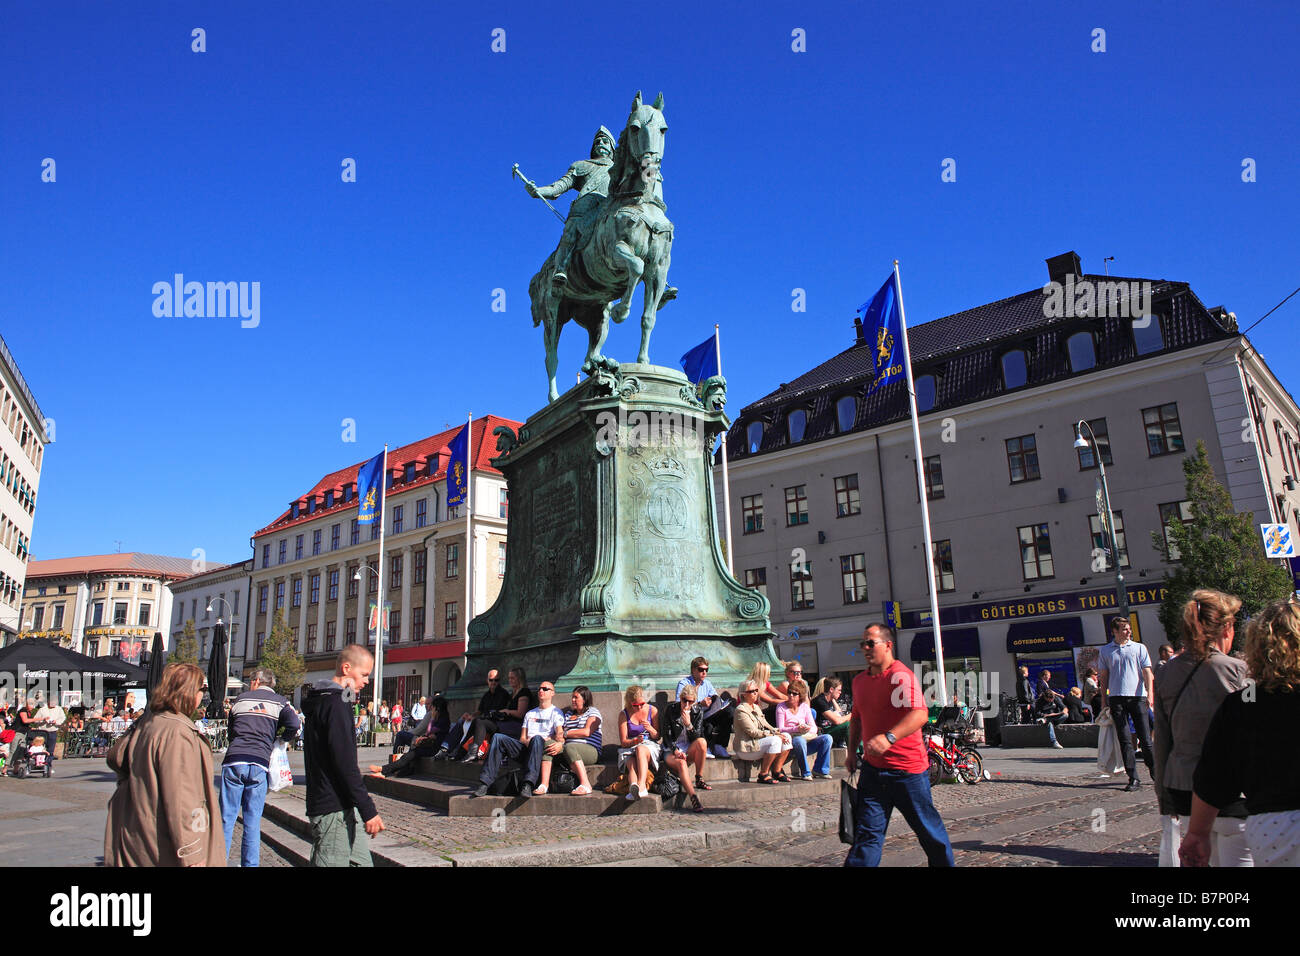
[529, 91, 675, 402]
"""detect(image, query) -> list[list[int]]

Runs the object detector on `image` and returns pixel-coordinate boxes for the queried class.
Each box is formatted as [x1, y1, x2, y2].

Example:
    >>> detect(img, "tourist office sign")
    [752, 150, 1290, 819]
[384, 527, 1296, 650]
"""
[900, 584, 1169, 630]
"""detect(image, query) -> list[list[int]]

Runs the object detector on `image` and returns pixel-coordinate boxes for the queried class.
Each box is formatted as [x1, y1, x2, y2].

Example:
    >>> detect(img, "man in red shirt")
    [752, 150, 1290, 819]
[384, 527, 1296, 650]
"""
[845, 623, 953, 866]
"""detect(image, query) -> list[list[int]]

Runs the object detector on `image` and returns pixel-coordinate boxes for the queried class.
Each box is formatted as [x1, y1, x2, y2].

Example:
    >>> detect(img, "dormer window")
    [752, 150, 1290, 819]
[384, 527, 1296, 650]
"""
[1067, 332, 1096, 372]
[342, 484, 353, 503]
[1132, 316, 1164, 356]
[746, 421, 764, 454]
[307, 496, 317, 514]
[404, 463, 416, 483]
[426, 453, 440, 475]
[290, 502, 300, 519]
[915, 375, 936, 413]
[835, 396, 856, 434]
[324, 490, 335, 509]
[787, 409, 808, 444]
[1001, 350, 1028, 390]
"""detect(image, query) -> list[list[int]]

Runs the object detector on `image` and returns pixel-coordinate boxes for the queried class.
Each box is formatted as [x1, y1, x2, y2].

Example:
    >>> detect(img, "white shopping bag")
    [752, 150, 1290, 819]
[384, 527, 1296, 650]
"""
[1095, 711, 1124, 774]
[268, 741, 294, 791]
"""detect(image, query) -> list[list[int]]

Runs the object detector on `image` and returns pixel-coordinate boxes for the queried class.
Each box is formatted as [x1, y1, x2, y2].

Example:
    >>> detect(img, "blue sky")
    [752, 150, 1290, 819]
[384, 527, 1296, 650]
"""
[3, 1, 1297, 565]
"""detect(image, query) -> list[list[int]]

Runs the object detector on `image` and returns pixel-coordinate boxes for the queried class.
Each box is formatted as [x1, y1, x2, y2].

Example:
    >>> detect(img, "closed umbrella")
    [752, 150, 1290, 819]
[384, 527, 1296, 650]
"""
[146, 632, 166, 693]
[206, 622, 229, 718]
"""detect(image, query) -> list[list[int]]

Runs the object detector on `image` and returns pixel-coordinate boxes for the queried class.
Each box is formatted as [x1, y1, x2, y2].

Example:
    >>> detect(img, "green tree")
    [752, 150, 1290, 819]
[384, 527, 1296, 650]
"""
[260, 611, 305, 695]
[170, 619, 199, 664]
[1152, 439, 1293, 642]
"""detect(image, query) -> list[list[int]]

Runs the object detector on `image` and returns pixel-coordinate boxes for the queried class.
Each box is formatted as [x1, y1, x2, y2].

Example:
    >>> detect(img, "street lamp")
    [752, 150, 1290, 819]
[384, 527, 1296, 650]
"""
[205, 597, 237, 687]
[1074, 421, 1130, 624]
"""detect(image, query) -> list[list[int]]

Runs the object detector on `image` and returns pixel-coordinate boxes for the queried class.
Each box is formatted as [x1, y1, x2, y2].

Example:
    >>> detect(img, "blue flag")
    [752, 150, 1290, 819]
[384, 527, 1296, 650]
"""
[679, 333, 719, 384]
[858, 273, 905, 391]
[446, 424, 470, 508]
[356, 452, 384, 525]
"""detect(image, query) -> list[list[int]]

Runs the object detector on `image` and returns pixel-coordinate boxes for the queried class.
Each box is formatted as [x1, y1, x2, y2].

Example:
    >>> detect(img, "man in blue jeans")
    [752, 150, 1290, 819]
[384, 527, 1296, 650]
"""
[220, 668, 301, 866]
[845, 623, 954, 867]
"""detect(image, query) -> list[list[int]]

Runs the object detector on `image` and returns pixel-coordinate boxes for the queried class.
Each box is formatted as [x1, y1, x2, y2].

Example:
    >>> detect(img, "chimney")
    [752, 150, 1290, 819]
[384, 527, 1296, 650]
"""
[1045, 251, 1082, 285]
[853, 315, 865, 345]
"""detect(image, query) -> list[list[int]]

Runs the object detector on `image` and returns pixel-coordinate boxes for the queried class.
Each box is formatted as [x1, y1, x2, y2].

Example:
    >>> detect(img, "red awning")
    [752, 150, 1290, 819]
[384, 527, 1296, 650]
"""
[383, 642, 465, 664]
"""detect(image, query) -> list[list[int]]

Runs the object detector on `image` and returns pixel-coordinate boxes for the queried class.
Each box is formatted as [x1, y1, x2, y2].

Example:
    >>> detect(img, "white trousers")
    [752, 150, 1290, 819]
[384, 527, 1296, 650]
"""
[1159, 814, 1253, 867]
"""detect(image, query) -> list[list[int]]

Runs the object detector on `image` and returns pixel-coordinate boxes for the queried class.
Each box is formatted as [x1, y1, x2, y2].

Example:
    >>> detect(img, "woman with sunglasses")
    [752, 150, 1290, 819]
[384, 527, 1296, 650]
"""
[732, 680, 793, 783]
[661, 684, 707, 811]
[617, 685, 660, 801]
[777, 679, 832, 779]
[748, 662, 788, 725]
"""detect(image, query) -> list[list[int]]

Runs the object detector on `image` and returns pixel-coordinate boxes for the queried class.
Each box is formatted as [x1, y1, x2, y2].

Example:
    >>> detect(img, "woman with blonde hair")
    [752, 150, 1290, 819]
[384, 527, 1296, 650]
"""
[1182, 598, 1300, 867]
[1153, 589, 1251, 866]
[732, 679, 793, 783]
[616, 685, 660, 801]
[748, 661, 787, 722]
[104, 663, 225, 867]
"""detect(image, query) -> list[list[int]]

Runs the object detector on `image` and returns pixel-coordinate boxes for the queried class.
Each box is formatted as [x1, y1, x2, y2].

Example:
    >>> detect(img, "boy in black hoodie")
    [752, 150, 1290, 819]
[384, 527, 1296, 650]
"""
[302, 645, 385, 866]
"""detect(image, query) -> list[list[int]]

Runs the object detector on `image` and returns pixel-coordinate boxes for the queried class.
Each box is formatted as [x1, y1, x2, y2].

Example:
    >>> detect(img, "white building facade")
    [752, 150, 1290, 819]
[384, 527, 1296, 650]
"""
[0, 334, 47, 641]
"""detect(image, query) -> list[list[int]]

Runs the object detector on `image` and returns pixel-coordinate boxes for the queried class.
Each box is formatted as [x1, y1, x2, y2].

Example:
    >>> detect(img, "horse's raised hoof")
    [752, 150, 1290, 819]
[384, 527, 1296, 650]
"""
[661, 286, 678, 304]
[612, 304, 631, 324]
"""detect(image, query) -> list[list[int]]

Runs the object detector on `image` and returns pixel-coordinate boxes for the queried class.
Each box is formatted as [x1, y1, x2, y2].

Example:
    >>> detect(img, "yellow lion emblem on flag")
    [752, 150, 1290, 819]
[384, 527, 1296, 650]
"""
[876, 326, 894, 370]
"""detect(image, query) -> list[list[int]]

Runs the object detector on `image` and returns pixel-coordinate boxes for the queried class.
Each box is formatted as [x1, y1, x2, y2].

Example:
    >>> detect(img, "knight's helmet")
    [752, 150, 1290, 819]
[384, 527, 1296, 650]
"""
[591, 126, 615, 158]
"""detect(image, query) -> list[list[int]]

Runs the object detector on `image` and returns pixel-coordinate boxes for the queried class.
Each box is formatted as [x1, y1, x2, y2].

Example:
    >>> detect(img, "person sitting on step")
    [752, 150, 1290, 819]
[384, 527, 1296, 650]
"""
[472, 681, 564, 798]
[556, 686, 602, 796]
[617, 685, 661, 802]
[433, 669, 511, 760]
[778, 679, 832, 779]
[368, 696, 450, 779]
[661, 683, 708, 811]
[732, 679, 793, 783]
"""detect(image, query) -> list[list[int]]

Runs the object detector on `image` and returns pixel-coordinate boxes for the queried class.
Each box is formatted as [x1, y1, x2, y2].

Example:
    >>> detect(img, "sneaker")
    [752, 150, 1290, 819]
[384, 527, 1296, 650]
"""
[1123, 779, 1141, 792]
[626, 782, 641, 802]
[519, 782, 534, 799]
[813, 772, 833, 780]
[705, 751, 715, 759]
[471, 784, 489, 798]
[1052, 742, 1064, 749]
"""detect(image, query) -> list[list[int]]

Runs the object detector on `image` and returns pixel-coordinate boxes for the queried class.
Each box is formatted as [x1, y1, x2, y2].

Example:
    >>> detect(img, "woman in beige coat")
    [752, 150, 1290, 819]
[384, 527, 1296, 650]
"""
[105, 663, 225, 867]
[731, 680, 793, 783]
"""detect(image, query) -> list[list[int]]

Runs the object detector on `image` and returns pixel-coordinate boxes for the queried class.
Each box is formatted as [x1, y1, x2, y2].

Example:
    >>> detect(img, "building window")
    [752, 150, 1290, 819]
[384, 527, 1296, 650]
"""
[923, 455, 944, 500]
[113, 602, 128, 625]
[835, 396, 856, 433]
[1067, 332, 1096, 372]
[744, 567, 767, 597]
[117, 581, 130, 591]
[915, 375, 936, 413]
[498, 542, 507, 577]
[325, 490, 335, 509]
[1089, 512, 1130, 569]
[389, 610, 402, 643]
[53, 605, 64, 629]
[414, 549, 426, 585]
[307, 623, 317, 653]
[1132, 316, 1164, 355]
[310, 574, 320, 604]
[742, 494, 764, 534]
[292, 578, 302, 608]
[347, 565, 359, 599]
[342, 484, 353, 503]
[1276, 424, 1291, 475]
[141, 583, 151, 593]
[368, 561, 379, 593]
[371, 522, 380, 541]
[784, 485, 809, 526]
[404, 462, 416, 483]
[932, 540, 955, 592]
[1018, 524, 1055, 580]
[1159, 500, 1194, 561]
[326, 620, 337, 651]
[312, 530, 322, 555]
[446, 543, 459, 578]
[278, 540, 287, 565]
[328, 570, 338, 601]
[445, 601, 458, 638]
[256, 632, 265, 655]
[391, 555, 403, 589]
[1076, 418, 1113, 469]
[840, 553, 868, 604]
[346, 619, 357, 644]
[87, 639, 99, 657]
[31, 605, 44, 629]
[746, 421, 764, 454]
[1006, 434, 1041, 483]
[790, 565, 815, 610]
[94, 600, 109, 624]
[331, 524, 340, 550]
[393, 505, 404, 534]
[138, 604, 150, 626]
[416, 499, 427, 528]
[275, 582, 285, 610]
[787, 409, 808, 444]
[412, 605, 425, 639]
[350, 520, 360, 546]
[1143, 403, 1185, 457]
[499, 488, 509, 518]
[448, 504, 461, 520]
[258, 586, 268, 613]
[1001, 350, 1029, 390]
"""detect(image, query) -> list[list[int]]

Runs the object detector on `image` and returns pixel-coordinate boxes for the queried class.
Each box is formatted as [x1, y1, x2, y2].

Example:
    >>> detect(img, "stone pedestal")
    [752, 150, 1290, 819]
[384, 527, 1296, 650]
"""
[446, 363, 778, 699]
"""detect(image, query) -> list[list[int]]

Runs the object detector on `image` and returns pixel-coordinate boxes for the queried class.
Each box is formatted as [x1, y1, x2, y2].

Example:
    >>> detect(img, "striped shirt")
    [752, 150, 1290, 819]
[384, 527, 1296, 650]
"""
[562, 706, 602, 750]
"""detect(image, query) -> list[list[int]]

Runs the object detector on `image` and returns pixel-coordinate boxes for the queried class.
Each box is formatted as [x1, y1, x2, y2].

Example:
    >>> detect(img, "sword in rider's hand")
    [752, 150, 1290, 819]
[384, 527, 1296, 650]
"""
[512, 163, 565, 225]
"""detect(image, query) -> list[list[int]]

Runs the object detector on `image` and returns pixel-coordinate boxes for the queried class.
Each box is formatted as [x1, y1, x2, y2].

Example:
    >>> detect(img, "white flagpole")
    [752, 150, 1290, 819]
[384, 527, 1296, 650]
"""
[714, 324, 734, 574]
[375, 443, 389, 708]
[893, 260, 948, 706]
[464, 414, 473, 649]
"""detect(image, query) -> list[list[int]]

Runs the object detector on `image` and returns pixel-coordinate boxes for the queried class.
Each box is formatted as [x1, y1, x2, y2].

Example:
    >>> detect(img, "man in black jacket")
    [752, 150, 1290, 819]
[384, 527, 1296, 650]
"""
[302, 645, 385, 866]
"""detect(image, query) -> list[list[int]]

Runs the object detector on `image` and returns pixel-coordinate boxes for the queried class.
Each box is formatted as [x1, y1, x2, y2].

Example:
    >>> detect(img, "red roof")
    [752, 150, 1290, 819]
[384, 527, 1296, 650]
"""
[253, 414, 521, 538]
[27, 553, 198, 580]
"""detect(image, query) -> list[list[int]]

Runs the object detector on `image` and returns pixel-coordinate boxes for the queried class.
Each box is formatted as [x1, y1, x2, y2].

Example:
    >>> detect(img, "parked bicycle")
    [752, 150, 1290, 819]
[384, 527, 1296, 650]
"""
[925, 726, 984, 785]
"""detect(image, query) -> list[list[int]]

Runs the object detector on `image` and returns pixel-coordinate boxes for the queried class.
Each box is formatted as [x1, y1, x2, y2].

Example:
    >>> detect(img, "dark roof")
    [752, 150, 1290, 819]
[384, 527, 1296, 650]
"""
[728, 272, 1238, 461]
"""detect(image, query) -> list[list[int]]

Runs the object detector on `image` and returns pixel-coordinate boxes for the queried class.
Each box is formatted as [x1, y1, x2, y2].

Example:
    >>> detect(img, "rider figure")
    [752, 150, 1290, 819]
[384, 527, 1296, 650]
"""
[526, 127, 616, 287]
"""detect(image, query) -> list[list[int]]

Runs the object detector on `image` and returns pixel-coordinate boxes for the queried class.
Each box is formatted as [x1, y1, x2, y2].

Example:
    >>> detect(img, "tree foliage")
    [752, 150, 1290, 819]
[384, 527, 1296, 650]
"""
[170, 618, 199, 665]
[260, 610, 305, 695]
[1152, 440, 1293, 642]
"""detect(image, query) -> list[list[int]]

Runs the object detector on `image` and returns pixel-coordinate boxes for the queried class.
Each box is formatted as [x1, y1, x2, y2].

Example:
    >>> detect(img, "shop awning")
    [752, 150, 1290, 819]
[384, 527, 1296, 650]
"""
[384, 641, 466, 664]
[909, 627, 981, 662]
[1006, 616, 1085, 653]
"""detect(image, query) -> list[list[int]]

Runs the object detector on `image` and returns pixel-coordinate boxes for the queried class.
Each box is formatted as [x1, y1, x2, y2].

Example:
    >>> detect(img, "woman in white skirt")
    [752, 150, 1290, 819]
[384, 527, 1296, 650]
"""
[731, 680, 793, 783]
[617, 685, 661, 801]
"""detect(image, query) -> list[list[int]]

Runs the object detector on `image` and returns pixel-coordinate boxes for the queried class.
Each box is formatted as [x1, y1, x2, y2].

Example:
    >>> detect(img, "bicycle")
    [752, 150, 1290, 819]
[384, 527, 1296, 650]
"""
[924, 726, 984, 785]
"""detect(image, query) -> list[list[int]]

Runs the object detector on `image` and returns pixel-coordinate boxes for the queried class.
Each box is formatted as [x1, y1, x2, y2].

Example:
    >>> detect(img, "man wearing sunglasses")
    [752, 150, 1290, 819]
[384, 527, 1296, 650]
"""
[845, 623, 953, 867]
[676, 657, 733, 758]
[434, 669, 511, 760]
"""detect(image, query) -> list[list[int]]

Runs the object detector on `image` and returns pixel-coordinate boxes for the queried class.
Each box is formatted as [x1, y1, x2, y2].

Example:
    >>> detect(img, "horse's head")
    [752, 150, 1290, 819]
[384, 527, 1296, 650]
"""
[614, 90, 667, 197]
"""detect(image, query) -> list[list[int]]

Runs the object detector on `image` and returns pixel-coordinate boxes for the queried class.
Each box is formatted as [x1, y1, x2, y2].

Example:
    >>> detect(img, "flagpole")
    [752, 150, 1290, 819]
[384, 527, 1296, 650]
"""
[893, 261, 948, 706]
[375, 443, 389, 709]
[714, 324, 734, 574]
[464, 413, 473, 650]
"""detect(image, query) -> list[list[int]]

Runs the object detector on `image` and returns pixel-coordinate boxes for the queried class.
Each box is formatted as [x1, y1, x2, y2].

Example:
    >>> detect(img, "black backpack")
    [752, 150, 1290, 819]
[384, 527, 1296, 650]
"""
[487, 758, 526, 796]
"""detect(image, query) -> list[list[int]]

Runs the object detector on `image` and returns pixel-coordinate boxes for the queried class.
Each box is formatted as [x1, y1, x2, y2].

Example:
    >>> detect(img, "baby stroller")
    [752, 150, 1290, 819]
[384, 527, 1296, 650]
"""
[7, 737, 54, 779]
